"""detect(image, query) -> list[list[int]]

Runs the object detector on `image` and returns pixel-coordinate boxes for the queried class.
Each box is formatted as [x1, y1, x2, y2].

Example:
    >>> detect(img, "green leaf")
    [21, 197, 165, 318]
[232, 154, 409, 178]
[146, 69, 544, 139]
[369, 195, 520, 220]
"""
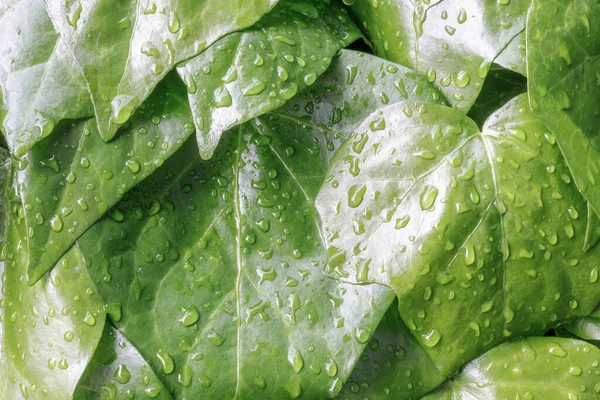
[340, 300, 444, 400]
[176, 0, 361, 159]
[1, 193, 106, 398]
[45, 0, 279, 141]
[78, 129, 395, 398]
[494, 31, 526, 77]
[74, 325, 172, 399]
[76, 50, 445, 399]
[316, 93, 600, 376]
[0, 0, 93, 155]
[18, 74, 194, 283]
[423, 337, 600, 399]
[527, 0, 600, 220]
[584, 202, 600, 253]
[348, 0, 527, 111]
[277, 50, 445, 135]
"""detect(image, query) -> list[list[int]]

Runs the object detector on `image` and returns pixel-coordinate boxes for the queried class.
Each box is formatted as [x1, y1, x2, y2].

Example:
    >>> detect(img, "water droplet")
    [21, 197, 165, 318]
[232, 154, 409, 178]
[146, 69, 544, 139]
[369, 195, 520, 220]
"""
[156, 349, 174, 374]
[419, 185, 439, 210]
[168, 11, 180, 33]
[126, 159, 140, 173]
[114, 364, 131, 384]
[83, 311, 96, 326]
[348, 184, 367, 208]
[66, 1, 82, 28]
[548, 343, 567, 358]
[64, 331, 74, 342]
[50, 215, 63, 232]
[288, 347, 304, 373]
[213, 87, 233, 107]
[454, 71, 471, 88]
[243, 79, 267, 96]
[111, 95, 140, 125]
[179, 305, 200, 326]
[422, 329, 442, 347]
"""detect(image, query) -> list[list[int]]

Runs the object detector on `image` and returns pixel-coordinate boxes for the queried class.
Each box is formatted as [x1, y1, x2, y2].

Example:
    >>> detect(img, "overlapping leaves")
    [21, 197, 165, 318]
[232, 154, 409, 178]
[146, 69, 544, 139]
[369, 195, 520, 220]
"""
[44, 0, 279, 141]
[2, 0, 600, 398]
[178, 0, 361, 159]
[347, 0, 528, 111]
[76, 50, 444, 398]
[317, 93, 600, 375]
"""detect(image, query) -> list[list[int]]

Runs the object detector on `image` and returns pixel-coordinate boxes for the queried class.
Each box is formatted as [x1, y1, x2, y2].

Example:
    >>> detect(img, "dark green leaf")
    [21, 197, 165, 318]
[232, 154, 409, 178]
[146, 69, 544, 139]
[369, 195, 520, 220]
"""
[340, 300, 444, 400]
[423, 337, 600, 399]
[45, 0, 279, 141]
[74, 325, 172, 399]
[1, 188, 106, 397]
[0, 0, 93, 155]
[177, 0, 361, 159]
[76, 50, 444, 398]
[527, 0, 600, 219]
[317, 93, 600, 376]
[348, 0, 527, 111]
[18, 74, 194, 283]
[78, 130, 394, 398]
[468, 65, 527, 128]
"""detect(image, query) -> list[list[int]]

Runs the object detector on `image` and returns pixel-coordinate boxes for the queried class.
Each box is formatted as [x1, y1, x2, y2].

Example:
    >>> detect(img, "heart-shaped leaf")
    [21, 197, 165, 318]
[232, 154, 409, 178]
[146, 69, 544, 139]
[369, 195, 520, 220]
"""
[76, 50, 444, 398]
[317, 93, 600, 375]
[78, 130, 395, 398]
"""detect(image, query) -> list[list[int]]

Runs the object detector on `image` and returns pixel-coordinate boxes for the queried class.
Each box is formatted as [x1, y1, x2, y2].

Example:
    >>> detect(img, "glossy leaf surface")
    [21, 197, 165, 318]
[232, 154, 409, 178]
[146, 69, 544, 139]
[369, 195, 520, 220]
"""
[78, 130, 394, 399]
[317, 93, 600, 375]
[422, 337, 600, 399]
[340, 300, 444, 400]
[1, 195, 105, 399]
[348, 0, 527, 111]
[494, 31, 526, 76]
[76, 50, 444, 398]
[177, 0, 361, 159]
[0, 0, 93, 155]
[18, 75, 194, 283]
[527, 0, 600, 219]
[45, 0, 278, 141]
[74, 325, 172, 399]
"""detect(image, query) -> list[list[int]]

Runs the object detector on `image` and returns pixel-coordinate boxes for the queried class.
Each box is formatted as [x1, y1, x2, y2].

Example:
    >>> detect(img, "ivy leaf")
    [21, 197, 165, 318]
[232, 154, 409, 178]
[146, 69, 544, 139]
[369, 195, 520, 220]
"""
[0, 0, 93, 155]
[341, 300, 444, 400]
[527, 0, 600, 219]
[74, 325, 172, 399]
[1, 188, 106, 398]
[78, 129, 395, 398]
[176, 0, 361, 159]
[348, 0, 527, 111]
[76, 50, 444, 398]
[18, 74, 194, 284]
[422, 337, 600, 399]
[44, 0, 278, 141]
[316, 93, 600, 376]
